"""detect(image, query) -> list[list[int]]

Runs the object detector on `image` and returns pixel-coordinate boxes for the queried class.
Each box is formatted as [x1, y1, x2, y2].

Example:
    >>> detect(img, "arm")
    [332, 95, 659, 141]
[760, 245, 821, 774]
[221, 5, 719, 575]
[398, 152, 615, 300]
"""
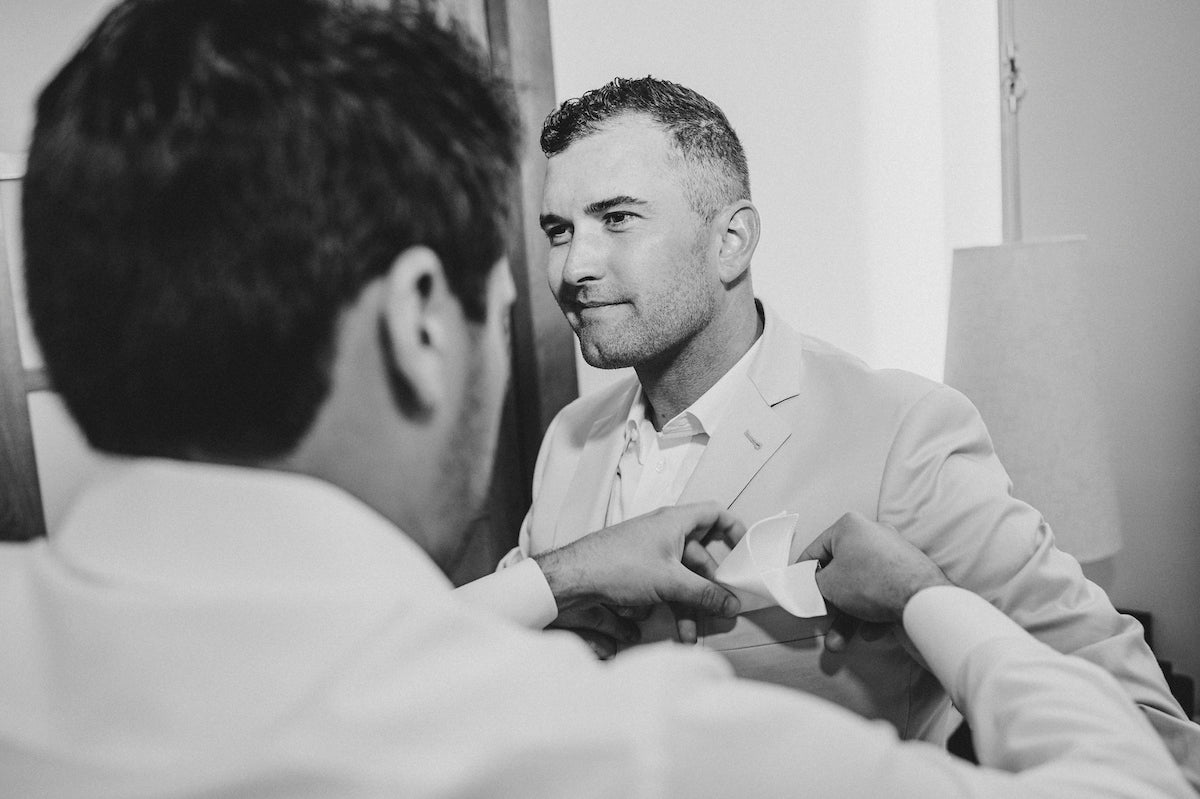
[454, 504, 742, 637]
[451, 450, 556, 630]
[452, 558, 558, 630]
[666, 513, 1192, 798]
[878, 385, 1200, 786]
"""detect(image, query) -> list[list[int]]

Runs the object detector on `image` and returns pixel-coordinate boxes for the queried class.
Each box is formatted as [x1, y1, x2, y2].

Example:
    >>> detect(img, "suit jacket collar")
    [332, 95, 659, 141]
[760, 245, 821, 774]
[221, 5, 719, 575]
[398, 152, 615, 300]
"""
[747, 301, 805, 407]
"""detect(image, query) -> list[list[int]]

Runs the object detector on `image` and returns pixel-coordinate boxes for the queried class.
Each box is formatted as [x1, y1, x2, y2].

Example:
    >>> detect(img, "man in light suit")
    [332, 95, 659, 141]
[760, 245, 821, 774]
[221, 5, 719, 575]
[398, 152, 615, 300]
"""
[516, 76, 1200, 782]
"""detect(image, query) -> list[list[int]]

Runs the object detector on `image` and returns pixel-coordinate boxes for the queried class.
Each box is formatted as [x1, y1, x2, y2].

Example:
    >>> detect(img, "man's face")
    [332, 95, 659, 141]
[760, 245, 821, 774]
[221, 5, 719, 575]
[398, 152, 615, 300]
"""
[539, 114, 722, 371]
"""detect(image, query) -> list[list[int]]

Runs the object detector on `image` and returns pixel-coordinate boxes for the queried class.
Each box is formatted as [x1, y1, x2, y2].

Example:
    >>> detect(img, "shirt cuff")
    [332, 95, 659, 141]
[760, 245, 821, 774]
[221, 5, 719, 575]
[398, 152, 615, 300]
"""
[453, 557, 558, 630]
[902, 585, 1028, 704]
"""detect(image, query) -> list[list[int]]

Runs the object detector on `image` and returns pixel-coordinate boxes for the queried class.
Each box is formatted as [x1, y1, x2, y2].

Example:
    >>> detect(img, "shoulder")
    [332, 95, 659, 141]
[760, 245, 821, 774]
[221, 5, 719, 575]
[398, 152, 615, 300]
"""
[779, 331, 966, 430]
[806, 337, 941, 403]
[757, 305, 948, 416]
[753, 315, 989, 455]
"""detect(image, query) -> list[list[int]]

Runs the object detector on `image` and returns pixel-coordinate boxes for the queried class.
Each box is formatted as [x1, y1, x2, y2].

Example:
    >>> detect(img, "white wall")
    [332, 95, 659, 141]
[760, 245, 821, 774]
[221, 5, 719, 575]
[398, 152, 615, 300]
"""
[546, 0, 1001, 395]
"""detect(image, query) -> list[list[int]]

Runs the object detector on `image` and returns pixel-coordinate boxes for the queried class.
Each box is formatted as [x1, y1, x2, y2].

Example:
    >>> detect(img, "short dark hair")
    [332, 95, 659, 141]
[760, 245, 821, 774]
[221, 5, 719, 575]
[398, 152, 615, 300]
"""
[23, 0, 518, 460]
[540, 76, 750, 220]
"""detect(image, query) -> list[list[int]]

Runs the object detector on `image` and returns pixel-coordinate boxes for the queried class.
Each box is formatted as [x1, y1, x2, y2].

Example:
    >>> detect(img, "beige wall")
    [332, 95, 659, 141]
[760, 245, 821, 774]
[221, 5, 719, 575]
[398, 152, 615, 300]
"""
[1014, 0, 1200, 685]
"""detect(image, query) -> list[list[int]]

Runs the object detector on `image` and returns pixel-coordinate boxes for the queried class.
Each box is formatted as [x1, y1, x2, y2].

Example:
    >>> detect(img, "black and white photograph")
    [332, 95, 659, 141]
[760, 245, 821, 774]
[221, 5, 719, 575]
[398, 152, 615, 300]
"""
[1, 1, 1197, 795]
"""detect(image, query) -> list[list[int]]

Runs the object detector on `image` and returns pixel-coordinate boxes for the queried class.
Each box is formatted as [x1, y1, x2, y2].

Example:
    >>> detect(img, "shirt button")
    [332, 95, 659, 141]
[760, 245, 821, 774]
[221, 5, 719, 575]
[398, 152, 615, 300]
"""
[655, 459, 666, 473]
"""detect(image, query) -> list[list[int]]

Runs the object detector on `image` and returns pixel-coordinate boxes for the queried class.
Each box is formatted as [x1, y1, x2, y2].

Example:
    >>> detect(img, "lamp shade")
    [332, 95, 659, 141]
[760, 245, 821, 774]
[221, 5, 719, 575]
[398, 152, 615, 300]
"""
[944, 237, 1121, 562]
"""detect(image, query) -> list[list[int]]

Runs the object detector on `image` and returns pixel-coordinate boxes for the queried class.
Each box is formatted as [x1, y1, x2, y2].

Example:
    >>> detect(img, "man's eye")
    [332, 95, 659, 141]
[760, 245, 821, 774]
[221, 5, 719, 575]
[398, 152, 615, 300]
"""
[604, 212, 633, 228]
[544, 225, 571, 245]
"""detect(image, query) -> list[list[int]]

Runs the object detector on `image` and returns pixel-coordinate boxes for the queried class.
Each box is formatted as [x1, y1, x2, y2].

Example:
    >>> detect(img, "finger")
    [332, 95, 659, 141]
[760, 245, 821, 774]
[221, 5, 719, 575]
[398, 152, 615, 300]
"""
[677, 503, 747, 549]
[823, 610, 860, 653]
[556, 605, 641, 645]
[573, 629, 619, 660]
[611, 605, 653, 622]
[675, 609, 699, 645]
[859, 622, 889, 642]
[682, 538, 722, 581]
[793, 524, 834, 565]
[663, 568, 740, 617]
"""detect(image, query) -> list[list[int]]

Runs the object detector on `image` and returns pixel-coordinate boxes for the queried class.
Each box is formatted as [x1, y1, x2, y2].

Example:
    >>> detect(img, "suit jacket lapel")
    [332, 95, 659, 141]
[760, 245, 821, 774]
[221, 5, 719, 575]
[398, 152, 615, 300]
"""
[553, 382, 637, 545]
[678, 304, 805, 510]
[677, 378, 789, 509]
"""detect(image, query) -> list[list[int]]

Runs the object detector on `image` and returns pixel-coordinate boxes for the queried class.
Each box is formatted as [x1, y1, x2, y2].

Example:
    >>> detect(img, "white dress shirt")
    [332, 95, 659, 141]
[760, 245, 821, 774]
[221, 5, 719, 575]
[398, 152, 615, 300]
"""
[0, 458, 1189, 797]
[606, 335, 762, 525]
[475, 337, 763, 630]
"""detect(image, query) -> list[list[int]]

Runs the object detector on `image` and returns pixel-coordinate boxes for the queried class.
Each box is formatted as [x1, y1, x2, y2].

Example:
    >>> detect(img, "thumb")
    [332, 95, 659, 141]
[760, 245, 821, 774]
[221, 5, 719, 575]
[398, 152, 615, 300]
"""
[662, 568, 741, 617]
[823, 610, 861, 653]
[793, 525, 834, 566]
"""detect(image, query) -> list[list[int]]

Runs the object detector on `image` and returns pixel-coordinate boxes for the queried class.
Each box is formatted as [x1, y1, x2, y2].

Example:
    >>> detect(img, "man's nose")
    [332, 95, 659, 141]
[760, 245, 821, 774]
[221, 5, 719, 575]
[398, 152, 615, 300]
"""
[559, 232, 604, 286]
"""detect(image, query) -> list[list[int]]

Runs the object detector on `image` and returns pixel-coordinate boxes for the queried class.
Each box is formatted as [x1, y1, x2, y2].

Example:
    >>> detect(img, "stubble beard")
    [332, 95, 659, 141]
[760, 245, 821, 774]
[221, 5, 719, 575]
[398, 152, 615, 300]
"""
[574, 247, 719, 373]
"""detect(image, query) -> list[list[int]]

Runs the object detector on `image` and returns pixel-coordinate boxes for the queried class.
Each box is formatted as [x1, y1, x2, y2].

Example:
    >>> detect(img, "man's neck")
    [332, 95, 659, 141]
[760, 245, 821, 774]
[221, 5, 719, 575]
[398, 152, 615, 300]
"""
[637, 302, 764, 429]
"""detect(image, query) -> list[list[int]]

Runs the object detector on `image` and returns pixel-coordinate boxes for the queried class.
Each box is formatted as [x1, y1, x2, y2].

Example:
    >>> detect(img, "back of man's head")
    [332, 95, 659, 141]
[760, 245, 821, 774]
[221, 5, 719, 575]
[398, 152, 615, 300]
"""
[23, 0, 518, 462]
[540, 76, 751, 222]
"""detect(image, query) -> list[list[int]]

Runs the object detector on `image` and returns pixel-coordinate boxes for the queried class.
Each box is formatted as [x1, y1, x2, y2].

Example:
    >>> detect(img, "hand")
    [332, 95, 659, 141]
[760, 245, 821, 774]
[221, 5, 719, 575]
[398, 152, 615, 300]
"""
[549, 605, 650, 660]
[794, 512, 951, 624]
[534, 503, 744, 620]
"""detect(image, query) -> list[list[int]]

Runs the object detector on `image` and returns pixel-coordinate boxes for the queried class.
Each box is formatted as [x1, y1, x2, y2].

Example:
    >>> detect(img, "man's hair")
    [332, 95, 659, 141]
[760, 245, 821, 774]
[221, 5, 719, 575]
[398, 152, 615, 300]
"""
[540, 76, 750, 220]
[23, 0, 518, 460]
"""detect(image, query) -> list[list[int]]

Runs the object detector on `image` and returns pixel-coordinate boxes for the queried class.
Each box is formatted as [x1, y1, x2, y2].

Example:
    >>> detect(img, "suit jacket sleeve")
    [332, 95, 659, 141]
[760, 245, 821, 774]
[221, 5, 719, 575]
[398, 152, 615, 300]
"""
[877, 384, 1200, 787]
[652, 586, 1191, 798]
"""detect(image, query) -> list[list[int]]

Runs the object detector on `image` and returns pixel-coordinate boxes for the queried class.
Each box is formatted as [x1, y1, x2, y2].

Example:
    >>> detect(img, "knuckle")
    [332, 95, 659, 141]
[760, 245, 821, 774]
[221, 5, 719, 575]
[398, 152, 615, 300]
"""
[698, 583, 722, 610]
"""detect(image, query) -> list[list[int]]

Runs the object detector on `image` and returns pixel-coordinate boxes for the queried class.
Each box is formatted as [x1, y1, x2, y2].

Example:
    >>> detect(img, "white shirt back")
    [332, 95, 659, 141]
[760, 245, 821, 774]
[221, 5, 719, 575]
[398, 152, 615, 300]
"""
[0, 458, 1187, 798]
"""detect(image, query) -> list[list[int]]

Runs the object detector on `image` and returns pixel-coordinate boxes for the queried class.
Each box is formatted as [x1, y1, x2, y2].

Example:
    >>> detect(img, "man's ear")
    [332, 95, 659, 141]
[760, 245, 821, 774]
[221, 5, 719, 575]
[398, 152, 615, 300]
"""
[379, 246, 462, 416]
[715, 200, 761, 286]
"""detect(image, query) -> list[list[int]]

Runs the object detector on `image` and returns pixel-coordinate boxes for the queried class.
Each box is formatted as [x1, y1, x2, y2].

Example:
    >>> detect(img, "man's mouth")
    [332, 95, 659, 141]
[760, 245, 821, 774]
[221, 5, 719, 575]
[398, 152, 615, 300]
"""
[568, 295, 626, 312]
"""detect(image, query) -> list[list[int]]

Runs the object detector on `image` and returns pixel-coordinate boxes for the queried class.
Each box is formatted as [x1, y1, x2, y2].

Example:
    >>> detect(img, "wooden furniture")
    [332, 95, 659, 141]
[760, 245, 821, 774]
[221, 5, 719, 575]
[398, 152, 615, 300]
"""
[428, 0, 580, 585]
[0, 151, 46, 542]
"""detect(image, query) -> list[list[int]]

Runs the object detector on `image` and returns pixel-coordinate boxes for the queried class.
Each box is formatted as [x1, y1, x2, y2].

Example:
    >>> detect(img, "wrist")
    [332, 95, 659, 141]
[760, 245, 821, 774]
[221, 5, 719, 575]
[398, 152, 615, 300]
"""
[533, 545, 597, 612]
[899, 573, 954, 616]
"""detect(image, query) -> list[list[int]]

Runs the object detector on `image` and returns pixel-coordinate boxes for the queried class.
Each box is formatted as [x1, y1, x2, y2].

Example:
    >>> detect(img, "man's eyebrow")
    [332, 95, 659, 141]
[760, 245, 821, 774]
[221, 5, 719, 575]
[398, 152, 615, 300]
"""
[539, 196, 648, 229]
[538, 212, 567, 230]
[583, 195, 647, 216]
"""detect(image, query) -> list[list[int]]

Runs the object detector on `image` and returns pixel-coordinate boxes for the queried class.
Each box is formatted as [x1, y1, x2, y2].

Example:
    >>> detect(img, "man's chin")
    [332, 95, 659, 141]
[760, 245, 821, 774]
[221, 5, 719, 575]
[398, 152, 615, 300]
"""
[579, 341, 635, 371]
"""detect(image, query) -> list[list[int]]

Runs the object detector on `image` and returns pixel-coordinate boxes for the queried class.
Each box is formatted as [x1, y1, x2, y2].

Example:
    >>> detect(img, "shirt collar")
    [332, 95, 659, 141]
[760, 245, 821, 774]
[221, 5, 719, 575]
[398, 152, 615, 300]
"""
[623, 331, 766, 445]
[685, 334, 763, 435]
[51, 457, 451, 595]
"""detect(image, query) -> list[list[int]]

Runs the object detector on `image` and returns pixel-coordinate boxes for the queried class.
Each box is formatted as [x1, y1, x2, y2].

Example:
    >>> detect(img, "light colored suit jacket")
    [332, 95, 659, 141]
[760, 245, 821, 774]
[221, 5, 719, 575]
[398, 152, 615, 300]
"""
[517, 305, 1199, 765]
